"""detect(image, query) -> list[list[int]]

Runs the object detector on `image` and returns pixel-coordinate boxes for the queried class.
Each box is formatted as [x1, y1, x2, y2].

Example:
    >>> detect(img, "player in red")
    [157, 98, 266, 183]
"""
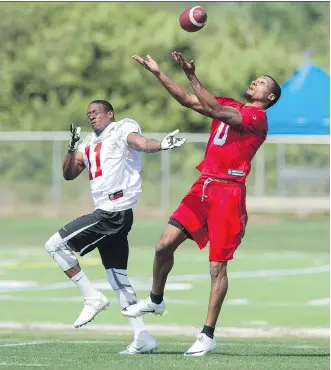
[122, 52, 281, 356]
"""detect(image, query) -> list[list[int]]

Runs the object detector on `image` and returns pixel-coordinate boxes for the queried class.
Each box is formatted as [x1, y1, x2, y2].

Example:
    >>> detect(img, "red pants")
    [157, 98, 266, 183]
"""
[171, 176, 247, 262]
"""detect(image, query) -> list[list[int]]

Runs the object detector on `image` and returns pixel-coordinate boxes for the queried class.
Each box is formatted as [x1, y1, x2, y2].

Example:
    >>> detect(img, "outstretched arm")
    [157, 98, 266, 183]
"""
[172, 51, 243, 129]
[188, 73, 242, 128]
[132, 55, 205, 114]
[127, 133, 161, 153]
[127, 130, 186, 153]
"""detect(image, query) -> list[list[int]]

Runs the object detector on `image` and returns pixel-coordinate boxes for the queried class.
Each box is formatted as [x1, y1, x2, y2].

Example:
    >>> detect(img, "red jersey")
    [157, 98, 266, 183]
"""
[196, 97, 268, 183]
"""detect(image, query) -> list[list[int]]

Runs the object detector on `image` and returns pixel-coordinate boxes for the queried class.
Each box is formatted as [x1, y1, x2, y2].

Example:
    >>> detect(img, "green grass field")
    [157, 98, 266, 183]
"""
[0, 215, 329, 369]
[0, 332, 329, 370]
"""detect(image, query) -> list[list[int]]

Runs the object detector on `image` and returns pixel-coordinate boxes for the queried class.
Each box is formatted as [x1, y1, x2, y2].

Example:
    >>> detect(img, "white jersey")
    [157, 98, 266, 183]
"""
[78, 118, 142, 212]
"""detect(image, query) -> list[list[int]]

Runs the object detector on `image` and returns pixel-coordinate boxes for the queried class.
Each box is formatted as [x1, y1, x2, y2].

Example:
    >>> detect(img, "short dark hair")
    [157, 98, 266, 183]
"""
[89, 100, 114, 113]
[264, 76, 281, 108]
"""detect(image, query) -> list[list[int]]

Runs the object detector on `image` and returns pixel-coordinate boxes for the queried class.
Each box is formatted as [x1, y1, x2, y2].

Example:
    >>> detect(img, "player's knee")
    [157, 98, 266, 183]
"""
[45, 232, 78, 271]
[210, 261, 227, 280]
[155, 239, 173, 257]
[155, 228, 180, 256]
[45, 232, 63, 256]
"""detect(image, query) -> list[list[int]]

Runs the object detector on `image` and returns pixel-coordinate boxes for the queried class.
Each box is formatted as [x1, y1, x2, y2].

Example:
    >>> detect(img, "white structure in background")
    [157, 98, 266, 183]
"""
[0, 132, 329, 214]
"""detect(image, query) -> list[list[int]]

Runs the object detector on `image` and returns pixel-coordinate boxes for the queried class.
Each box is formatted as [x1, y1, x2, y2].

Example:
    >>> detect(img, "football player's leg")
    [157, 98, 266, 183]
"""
[121, 224, 187, 319]
[204, 184, 247, 331]
[98, 237, 157, 354]
[151, 185, 210, 303]
[185, 184, 247, 356]
[152, 223, 188, 297]
[123, 190, 208, 319]
[45, 231, 99, 297]
[188, 258, 229, 356]
[183, 260, 226, 356]
[150, 187, 209, 298]
[45, 214, 109, 328]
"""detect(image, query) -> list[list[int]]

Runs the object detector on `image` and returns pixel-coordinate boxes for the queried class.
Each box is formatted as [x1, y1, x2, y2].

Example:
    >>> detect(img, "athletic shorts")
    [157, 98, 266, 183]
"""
[170, 176, 247, 262]
[58, 208, 133, 269]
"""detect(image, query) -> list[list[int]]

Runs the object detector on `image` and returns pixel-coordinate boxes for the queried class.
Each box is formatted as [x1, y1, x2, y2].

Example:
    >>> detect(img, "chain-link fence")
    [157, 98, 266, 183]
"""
[0, 132, 329, 217]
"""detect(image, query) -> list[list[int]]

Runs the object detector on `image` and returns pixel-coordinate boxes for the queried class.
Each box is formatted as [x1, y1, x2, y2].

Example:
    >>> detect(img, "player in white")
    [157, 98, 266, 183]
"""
[45, 100, 186, 354]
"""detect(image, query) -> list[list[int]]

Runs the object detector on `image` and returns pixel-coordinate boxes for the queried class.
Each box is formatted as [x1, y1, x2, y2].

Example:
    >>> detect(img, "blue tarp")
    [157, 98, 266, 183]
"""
[267, 62, 330, 135]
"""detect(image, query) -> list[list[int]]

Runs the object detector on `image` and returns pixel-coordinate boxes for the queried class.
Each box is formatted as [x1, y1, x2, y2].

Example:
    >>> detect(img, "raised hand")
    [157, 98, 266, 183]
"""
[161, 129, 187, 150]
[132, 55, 160, 74]
[68, 123, 81, 152]
[171, 51, 195, 74]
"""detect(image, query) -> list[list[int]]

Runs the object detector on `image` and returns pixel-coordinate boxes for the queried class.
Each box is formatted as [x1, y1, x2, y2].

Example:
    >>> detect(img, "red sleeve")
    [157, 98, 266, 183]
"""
[215, 96, 234, 105]
[240, 107, 267, 136]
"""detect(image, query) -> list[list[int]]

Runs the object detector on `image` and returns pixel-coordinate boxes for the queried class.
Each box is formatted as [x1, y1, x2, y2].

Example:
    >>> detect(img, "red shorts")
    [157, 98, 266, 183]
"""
[171, 176, 248, 262]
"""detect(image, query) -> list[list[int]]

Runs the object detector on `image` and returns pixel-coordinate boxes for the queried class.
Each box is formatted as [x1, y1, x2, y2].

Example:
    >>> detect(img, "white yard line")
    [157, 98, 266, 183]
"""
[0, 249, 45, 256]
[168, 264, 330, 282]
[0, 322, 328, 338]
[0, 281, 193, 294]
[0, 295, 328, 308]
[0, 264, 329, 294]
[0, 295, 197, 305]
[0, 260, 21, 267]
[67, 341, 322, 349]
[0, 341, 49, 348]
[0, 364, 55, 367]
[0, 340, 322, 349]
[0, 248, 327, 260]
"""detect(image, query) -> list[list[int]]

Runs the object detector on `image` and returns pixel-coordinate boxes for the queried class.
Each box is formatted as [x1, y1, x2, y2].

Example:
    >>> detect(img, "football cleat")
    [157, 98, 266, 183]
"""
[119, 331, 158, 355]
[184, 332, 216, 357]
[74, 291, 109, 328]
[121, 297, 165, 318]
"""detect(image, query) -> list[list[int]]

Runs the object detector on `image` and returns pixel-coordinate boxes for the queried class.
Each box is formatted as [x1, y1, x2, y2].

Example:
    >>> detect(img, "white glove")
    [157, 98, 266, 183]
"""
[68, 124, 81, 152]
[161, 129, 187, 150]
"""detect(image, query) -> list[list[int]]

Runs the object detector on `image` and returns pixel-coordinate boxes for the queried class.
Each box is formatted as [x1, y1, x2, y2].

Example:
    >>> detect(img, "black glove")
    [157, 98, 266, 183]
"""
[68, 124, 81, 152]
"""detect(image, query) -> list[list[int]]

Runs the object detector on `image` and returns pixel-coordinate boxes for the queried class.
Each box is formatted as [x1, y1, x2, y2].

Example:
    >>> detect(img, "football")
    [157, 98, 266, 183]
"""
[179, 6, 207, 32]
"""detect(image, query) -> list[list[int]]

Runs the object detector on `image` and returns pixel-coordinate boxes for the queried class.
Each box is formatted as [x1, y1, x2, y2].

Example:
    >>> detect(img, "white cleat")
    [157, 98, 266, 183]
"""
[184, 333, 216, 357]
[119, 331, 158, 355]
[121, 297, 165, 318]
[74, 291, 109, 328]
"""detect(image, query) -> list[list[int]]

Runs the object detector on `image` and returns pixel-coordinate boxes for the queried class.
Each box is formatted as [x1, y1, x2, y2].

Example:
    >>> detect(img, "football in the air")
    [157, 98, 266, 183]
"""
[179, 6, 207, 32]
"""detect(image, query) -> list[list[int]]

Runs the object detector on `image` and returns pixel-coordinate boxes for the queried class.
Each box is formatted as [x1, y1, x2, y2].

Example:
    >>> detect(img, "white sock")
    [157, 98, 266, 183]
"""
[128, 317, 147, 339]
[71, 270, 99, 298]
[106, 268, 147, 338]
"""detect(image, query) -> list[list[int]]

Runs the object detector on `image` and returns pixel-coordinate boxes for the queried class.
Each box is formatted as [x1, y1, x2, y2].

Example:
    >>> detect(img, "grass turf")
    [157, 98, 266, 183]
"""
[0, 215, 329, 369]
[0, 332, 329, 370]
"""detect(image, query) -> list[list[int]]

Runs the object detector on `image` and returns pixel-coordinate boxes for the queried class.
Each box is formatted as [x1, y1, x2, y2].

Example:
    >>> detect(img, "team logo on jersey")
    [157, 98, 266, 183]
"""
[252, 115, 257, 120]
[109, 190, 124, 200]
[228, 169, 245, 177]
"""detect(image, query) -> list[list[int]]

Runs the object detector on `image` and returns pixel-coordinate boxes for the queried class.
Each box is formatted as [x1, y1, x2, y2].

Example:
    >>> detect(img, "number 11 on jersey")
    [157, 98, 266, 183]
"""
[85, 143, 103, 180]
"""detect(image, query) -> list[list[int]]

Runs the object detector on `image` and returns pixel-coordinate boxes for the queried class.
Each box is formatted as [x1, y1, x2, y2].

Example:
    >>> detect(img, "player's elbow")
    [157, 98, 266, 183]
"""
[177, 93, 194, 108]
[128, 142, 144, 152]
[63, 165, 83, 180]
[181, 97, 196, 108]
[63, 171, 75, 181]
[180, 99, 190, 108]
[63, 174, 72, 181]
[202, 106, 220, 119]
